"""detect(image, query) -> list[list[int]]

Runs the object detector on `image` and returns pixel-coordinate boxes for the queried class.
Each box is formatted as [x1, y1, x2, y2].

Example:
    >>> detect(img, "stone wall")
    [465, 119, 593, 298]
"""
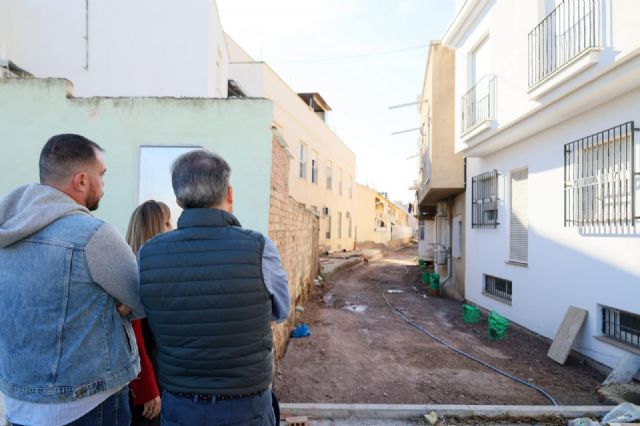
[269, 136, 320, 359]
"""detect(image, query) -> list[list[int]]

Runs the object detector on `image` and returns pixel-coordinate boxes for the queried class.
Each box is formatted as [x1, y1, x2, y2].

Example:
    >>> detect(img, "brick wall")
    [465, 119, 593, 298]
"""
[269, 135, 320, 359]
[270, 136, 289, 195]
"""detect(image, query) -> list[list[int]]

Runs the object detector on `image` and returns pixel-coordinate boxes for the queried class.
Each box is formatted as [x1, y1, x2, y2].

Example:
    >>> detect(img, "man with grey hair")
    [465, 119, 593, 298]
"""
[139, 149, 290, 425]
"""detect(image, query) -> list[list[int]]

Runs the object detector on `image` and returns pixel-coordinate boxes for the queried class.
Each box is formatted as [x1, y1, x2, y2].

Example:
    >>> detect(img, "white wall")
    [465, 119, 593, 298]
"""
[449, 0, 640, 153]
[465, 88, 640, 368]
[228, 51, 357, 252]
[0, 0, 228, 97]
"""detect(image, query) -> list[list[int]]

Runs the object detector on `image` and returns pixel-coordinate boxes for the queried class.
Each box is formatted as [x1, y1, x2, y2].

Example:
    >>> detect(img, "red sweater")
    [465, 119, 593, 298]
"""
[130, 319, 160, 405]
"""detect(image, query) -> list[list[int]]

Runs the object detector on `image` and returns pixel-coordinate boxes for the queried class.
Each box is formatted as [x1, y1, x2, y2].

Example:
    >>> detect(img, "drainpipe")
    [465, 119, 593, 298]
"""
[440, 196, 454, 288]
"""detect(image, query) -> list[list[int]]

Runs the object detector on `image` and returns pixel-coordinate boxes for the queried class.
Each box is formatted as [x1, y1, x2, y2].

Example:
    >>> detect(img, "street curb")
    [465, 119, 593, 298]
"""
[279, 403, 614, 419]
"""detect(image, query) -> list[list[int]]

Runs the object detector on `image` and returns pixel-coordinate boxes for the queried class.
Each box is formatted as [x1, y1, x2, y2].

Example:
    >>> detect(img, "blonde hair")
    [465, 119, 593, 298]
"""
[126, 200, 171, 253]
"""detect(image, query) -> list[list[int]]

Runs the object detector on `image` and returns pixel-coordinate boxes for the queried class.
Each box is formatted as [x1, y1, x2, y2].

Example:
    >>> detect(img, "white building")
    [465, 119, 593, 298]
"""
[226, 35, 357, 253]
[443, 0, 640, 368]
[0, 0, 229, 97]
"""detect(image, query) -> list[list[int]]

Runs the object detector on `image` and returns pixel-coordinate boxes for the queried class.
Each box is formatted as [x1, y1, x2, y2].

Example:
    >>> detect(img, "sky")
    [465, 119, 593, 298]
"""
[217, 0, 456, 204]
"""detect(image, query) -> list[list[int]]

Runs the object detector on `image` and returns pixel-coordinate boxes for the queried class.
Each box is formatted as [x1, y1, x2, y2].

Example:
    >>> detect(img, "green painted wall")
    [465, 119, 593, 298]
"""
[0, 78, 273, 235]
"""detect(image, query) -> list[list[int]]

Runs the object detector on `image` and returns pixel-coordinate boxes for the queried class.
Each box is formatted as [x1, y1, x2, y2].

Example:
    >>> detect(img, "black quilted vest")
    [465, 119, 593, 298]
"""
[139, 208, 273, 395]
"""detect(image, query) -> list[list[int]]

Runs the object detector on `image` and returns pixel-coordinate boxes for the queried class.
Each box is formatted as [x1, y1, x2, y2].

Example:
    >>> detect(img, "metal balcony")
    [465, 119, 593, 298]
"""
[528, 0, 600, 87]
[461, 74, 496, 136]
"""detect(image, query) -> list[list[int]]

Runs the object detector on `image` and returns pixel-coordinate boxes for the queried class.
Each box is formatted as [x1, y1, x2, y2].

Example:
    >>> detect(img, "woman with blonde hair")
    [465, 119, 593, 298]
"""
[125, 200, 172, 425]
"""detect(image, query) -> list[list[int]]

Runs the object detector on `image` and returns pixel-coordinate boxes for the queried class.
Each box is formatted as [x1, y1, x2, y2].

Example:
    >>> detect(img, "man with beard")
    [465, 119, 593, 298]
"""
[0, 134, 144, 426]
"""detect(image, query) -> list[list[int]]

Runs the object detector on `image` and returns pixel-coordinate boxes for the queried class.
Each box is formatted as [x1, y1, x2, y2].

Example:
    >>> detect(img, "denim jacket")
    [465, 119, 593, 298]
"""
[0, 184, 141, 403]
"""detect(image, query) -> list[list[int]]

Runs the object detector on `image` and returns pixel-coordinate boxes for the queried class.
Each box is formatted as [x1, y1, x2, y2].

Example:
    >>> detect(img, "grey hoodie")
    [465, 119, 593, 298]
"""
[0, 184, 144, 316]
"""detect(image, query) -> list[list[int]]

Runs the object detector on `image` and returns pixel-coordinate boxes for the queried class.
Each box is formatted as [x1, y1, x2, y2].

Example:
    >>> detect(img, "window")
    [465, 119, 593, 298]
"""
[509, 168, 528, 264]
[299, 143, 307, 179]
[419, 224, 425, 241]
[602, 306, 640, 349]
[325, 214, 332, 240]
[462, 37, 495, 135]
[564, 122, 639, 227]
[326, 162, 333, 190]
[347, 212, 352, 238]
[471, 170, 499, 229]
[311, 150, 318, 184]
[338, 168, 343, 196]
[337, 212, 342, 239]
[484, 275, 512, 302]
[349, 176, 353, 199]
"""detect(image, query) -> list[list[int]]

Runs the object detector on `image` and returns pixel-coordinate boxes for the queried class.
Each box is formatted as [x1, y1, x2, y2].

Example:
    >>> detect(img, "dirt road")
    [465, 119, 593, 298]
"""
[273, 245, 603, 405]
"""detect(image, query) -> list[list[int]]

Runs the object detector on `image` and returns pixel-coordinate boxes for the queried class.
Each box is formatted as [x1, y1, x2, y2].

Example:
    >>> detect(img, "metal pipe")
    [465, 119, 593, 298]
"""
[440, 196, 454, 288]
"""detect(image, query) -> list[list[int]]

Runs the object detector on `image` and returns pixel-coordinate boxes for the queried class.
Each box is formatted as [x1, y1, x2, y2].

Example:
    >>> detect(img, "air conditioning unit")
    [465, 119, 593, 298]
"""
[436, 202, 448, 217]
[435, 247, 448, 265]
[322, 207, 331, 216]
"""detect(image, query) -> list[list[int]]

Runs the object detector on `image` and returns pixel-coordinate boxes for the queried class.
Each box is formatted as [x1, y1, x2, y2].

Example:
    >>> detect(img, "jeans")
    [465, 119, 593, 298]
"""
[11, 387, 130, 426]
[67, 387, 131, 426]
[161, 389, 275, 426]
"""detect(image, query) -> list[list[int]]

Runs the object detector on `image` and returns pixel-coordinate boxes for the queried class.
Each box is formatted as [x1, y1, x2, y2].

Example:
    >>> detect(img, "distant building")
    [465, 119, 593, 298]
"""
[415, 41, 465, 298]
[227, 35, 357, 253]
[354, 184, 412, 247]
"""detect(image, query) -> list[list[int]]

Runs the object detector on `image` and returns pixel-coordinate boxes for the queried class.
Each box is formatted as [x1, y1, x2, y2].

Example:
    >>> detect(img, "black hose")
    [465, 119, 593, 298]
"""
[377, 281, 558, 406]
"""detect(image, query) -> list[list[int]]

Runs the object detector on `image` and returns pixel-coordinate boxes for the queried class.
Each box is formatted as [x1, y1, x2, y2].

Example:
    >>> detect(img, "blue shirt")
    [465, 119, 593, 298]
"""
[261, 237, 290, 322]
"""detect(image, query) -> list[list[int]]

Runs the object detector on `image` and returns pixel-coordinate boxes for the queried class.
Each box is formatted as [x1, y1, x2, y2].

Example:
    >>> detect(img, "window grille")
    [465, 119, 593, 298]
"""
[564, 122, 639, 227]
[509, 168, 528, 264]
[602, 306, 640, 349]
[326, 165, 333, 190]
[484, 275, 512, 302]
[472, 170, 499, 228]
[528, 0, 600, 87]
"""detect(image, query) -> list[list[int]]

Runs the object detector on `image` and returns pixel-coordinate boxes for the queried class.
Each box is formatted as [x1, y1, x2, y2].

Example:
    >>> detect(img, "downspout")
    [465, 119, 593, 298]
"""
[440, 196, 454, 287]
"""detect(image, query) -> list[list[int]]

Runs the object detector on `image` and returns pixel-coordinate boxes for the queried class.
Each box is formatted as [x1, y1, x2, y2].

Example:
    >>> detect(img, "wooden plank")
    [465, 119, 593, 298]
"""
[548, 306, 588, 365]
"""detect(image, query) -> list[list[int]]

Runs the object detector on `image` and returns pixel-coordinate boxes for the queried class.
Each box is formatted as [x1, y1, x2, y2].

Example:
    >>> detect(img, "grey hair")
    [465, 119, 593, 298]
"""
[171, 149, 231, 209]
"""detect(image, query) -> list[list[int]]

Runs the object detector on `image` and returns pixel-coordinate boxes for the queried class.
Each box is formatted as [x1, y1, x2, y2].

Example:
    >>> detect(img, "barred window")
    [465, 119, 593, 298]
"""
[564, 122, 639, 227]
[602, 306, 640, 349]
[484, 275, 512, 302]
[472, 170, 499, 229]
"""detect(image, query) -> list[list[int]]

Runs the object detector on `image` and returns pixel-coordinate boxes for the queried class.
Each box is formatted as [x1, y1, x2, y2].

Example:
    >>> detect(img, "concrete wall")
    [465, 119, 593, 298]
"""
[268, 137, 320, 359]
[0, 78, 272, 235]
[227, 38, 357, 252]
[0, 0, 228, 97]
[451, 192, 466, 298]
[418, 42, 462, 201]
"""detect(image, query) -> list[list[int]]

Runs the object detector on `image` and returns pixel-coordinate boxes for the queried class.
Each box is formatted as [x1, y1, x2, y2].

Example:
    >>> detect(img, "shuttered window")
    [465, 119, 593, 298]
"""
[509, 168, 528, 264]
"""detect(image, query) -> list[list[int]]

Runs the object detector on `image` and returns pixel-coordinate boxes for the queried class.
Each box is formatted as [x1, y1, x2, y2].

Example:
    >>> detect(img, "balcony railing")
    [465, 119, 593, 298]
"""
[461, 74, 496, 136]
[528, 0, 600, 87]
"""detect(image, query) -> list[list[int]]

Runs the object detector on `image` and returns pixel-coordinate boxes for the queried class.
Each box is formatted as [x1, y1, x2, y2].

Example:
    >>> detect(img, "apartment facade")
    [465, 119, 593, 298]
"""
[443, 0, 640, 368]
[416, 41, 466, 298]
[227, 36, 357, 253]
[354, 184, 412, 247]
[0, 0, 229, 97]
